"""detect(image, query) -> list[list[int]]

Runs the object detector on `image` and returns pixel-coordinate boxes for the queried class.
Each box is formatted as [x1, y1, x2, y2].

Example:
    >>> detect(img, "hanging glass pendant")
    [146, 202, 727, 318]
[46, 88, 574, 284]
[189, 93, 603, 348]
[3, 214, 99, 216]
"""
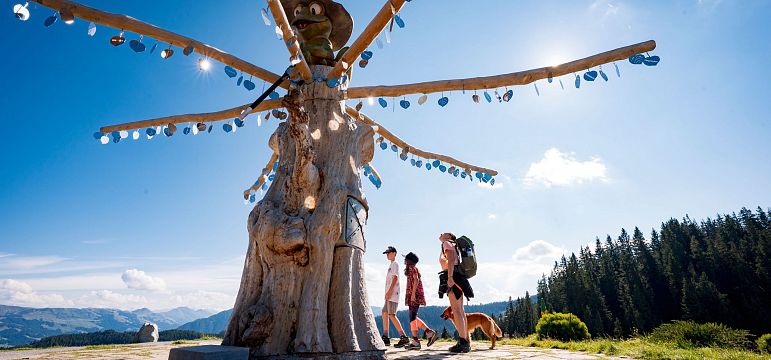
[394, 15, 405, 28]
[269, 91, 280, 100]
[86, 23, 98, 37]
[628, 54, 645, 65]
[494, 90, 502, 102]
[643, 55, 660, 66]
[548, 73, 553, 83]
[614, 62, 621, 77]
[599, 68, 609, 81]
[261, 8, 271, 26]
[132, 130, 140, 140]
[376, 37, 384, 49]
[559, 79, 564, 90]
[503, 89, 513, 102]
[146, 127, 157, 136]
[399, 99, 410, 109]
[100, 135, 109, 144]
[129, 36, 146, 53]
[415, 160, 423, 168]
[197, 123, 207, 132]
[183, 45, 194, 56]
[223, 123, 233, 133]
[160, 47, 174, 59]
[243, 79, 256, 91]
[426, 163, 432, 170]
[43, 13, 57, 27]
[391, 144, 398, 152]
[224, 66, 237, 78]
[484, 91, 492, 103]
[235, 119, 245, 128]
[380, 142, 388, 150]
[60, 7, 74, 24]
[361, 51, 373, 60]
[355, 101, 364, 111]
[384, 29, 391, 44]
[359, 59, 369, 68]
[150, 43, 158, 53]
[110, 31, 125, 46]
[274, 25, 283, 40]
[183, 127, 191, 135]
[534, 83, 540, 96]
[574, 74, 581, 89]
[378, 98, 388, 108]
[438, 165, 447, 173]
[13, 3, 30, 21]
[438, 96, 449, 107]
[583, 70, 598, 81]
[417, 94, 428, 105]
[400, 153, 408, 161]
[472, 94, 480, 103]
[432, 160, 440, 167]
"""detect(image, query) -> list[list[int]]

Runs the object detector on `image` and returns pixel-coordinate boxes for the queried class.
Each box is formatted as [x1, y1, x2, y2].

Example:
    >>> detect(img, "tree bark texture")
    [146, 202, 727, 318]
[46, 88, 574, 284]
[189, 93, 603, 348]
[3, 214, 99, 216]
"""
[222, 66, 385, 358]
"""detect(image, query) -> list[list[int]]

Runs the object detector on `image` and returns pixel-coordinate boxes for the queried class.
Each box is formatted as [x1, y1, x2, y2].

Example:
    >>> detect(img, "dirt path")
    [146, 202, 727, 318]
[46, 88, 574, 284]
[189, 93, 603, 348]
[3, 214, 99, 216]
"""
[0, 340, 630, 359]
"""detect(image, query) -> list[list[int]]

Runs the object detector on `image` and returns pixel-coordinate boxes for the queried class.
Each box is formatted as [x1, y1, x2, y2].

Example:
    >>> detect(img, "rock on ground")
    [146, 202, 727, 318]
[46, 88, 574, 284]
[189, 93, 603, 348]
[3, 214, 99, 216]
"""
[133, 322, 159, 343]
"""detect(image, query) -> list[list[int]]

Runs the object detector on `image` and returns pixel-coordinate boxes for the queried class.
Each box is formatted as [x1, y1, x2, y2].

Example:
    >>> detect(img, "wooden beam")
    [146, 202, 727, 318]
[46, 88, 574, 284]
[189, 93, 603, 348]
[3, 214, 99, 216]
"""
[266, 0, 313, 82]
[99, 100, 283, 133]
[345, 106, 498, 176]
[328, 0, 408, 79]
[347, 40, 657, 99]
[29, 0, 288, 88]
[244, 152, 280, 200]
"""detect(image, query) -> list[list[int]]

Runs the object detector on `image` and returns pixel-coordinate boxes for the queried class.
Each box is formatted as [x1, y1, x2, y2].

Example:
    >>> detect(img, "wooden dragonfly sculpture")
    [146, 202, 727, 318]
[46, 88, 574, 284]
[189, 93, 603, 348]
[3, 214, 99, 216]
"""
[16, 0, 657, 357]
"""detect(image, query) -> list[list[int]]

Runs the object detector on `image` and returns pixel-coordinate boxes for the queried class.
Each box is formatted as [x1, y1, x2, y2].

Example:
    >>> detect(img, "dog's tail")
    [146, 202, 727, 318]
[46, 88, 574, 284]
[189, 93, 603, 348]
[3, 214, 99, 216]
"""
[493, 319, 503, 339]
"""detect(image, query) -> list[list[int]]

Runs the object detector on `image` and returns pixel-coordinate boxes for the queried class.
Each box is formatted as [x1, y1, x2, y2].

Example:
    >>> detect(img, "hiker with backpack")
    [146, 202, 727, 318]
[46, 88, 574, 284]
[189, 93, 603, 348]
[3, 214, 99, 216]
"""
[381, 246, 410, 347]
[402, 252, 438, 350]
[438, 232, 476, 353]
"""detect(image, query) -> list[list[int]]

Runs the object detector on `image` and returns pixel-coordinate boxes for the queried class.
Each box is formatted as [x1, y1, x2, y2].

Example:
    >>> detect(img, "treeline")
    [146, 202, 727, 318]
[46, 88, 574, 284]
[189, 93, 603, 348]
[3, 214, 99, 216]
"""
[537, 207, 771, 338]
[23, 329, 221, 348]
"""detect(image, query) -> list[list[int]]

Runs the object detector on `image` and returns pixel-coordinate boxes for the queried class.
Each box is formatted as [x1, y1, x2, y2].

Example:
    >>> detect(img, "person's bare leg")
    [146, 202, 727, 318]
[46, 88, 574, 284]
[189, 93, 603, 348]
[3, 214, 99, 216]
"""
[415, 317, 429, 332]
[382, 309, 389, 338]
[389, 314, 406, 336]
[449, 292, 467, 340]
[410, 320, 419, 338]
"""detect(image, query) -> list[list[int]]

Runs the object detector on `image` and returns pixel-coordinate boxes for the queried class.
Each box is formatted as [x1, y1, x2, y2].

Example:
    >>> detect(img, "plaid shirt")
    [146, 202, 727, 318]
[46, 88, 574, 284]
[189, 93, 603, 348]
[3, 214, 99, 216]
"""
[405, 265, 426, 306]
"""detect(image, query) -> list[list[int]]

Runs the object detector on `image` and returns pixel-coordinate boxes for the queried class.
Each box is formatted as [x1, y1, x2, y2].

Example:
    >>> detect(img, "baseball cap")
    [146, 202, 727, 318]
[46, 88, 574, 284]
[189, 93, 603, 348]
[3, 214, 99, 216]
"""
[382, 246, 397, 254]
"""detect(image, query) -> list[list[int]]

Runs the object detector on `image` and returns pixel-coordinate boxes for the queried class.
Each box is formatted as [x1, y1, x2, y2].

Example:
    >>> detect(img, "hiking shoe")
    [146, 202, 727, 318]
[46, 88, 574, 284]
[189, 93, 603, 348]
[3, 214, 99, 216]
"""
[381, 335, 390, 346]
[394, 335, 410, 348]
[405, 340, 421, 350]
[425, 329, 438, 347]
[448, 338, 471, 353]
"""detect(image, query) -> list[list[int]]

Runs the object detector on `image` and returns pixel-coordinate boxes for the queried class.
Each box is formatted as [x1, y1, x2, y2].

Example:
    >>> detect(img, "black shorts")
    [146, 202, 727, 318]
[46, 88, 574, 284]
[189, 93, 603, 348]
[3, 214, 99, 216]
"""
[438, 268, 474, 300]
[409, 304, 420, 322]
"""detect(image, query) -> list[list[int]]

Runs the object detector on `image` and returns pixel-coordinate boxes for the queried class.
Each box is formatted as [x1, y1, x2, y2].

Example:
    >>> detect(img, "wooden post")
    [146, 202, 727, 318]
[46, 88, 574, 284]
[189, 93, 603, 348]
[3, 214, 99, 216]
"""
[266, 0, 313, 82]
[29, 0, 288, 87]
[346, 40, 656, 99]
[327, 0, 407, 79]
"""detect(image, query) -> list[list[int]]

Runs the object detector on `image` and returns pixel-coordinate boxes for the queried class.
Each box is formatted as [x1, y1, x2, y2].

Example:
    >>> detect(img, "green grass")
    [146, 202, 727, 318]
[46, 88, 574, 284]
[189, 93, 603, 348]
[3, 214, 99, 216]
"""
[500, 335, 771, 360]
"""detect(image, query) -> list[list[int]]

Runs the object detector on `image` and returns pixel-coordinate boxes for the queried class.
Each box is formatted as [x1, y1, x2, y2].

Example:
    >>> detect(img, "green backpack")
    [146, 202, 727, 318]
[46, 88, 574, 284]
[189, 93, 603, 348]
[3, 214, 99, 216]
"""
[453, 236, 477, 279]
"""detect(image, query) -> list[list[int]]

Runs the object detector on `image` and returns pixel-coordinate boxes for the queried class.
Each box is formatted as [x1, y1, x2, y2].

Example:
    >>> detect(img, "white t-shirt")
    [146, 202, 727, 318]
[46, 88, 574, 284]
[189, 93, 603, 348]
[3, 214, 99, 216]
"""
[385, 261, 400, 303]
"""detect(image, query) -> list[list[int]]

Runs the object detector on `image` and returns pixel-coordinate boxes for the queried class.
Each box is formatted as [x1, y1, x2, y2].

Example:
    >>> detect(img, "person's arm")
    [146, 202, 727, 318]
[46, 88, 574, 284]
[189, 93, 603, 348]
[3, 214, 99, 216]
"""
[445, 244, 457, 288]
[385, 274, 398, 300]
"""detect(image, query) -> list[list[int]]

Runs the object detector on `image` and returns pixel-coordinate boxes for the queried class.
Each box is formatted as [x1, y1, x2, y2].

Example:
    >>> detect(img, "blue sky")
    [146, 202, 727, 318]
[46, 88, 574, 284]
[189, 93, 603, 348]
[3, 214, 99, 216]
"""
[1, 0, 770, 311]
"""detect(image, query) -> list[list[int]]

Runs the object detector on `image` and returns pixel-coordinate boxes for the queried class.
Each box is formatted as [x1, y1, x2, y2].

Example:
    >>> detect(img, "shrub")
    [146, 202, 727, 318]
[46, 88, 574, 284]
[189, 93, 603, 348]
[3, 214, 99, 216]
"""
[647, 320, 751, 349]
[758, 334, 771, 353]
[535, 312, 590, 341]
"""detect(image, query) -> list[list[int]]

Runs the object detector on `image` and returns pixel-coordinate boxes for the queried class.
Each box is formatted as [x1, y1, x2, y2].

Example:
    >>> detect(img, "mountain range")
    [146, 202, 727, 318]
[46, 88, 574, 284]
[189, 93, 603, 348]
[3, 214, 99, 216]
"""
[0, 305, 215, 347]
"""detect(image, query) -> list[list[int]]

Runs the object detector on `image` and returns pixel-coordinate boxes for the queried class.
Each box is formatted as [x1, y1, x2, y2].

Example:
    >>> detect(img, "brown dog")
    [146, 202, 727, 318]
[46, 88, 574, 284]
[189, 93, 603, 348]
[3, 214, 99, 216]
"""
[440, 306, 503, 349]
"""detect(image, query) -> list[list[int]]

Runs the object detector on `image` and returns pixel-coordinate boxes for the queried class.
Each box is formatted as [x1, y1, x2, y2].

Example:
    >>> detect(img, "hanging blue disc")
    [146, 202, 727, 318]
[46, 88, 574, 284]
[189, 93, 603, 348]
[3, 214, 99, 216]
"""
[129, 39, 146, 53]
[629, 54, 645, 65]
[235, 119, 245, 127]
[361, 51, 373, 60]
[93, 131, 104, 140]
[243, 80, 256, 91]
[146, 128, 156, 136]
[268, 174, 275, 181]
[269, 91, 280, 100]
[183, 45, 194, 56]
[112, 136, 120, 143]
[249, 194, 256, 203]
[484, 91, 492, 103]
[614, 63, 621, 77]
[400, 99, 410, 109]
[380, 142, 388, 150]
[182, 127, 191, 135]
[559, 79, 565, 90]
[575, 75, 581, 89]
[327, 78, 341, 88]
[223, 123, 233, 133]
[643, 55, 660, 66]
[237, 76, 243, 86]
[490, 178, 496, 186]
[150, 43, 158, 53]
[378, 98, 388, 108]
[584, 70, 598, 81]
[438, 165, 447, 173]
[400, 153, 408, 161]
[391, 144, 398, 152]
[224, 66, 238, 78]
[261, 183, 268, 190]
[416, 160, 423, 167]
[432, 160, 440, 167]
[461, 172, 467, 179]
[426, 163, 432, 170]
[273, 161, 279, 171]
[483, 173, 492, 182]
[394, 15, 405, 28]
[504, 89, 514, 102]
[438, 97, 449, 107]
[475, 172, 483, 179]
[548, 74, 553, 83]
[208, 125, 213, 133]
[599, 69, 609, 81]
[163, 128, 173, 137]
[44, 15, 57, 27]
[453, 169, 460, 177]
[369, 175, 382, 189]
[410, 159, 416, 166]
[111, 131, 120, 139]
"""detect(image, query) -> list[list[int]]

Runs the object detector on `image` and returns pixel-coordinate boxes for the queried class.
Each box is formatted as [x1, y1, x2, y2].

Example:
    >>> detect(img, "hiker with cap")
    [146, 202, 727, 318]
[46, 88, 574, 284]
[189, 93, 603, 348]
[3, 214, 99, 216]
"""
[438, 232, 475, 353]
[402, 252, 438, 350]
[381, 246, 409, 347]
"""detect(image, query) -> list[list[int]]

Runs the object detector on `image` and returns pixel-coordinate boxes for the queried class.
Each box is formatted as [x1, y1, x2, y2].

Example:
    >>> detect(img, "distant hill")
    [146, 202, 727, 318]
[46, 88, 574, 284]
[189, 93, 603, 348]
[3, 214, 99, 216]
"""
[0, 305, 215, 347]
[177, 309, 232, 334]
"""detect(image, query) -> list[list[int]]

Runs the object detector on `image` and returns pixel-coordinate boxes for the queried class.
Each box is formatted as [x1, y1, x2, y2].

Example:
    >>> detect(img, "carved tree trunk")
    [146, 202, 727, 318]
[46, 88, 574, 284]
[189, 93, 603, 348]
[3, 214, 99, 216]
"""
[222, 66, 385, 358]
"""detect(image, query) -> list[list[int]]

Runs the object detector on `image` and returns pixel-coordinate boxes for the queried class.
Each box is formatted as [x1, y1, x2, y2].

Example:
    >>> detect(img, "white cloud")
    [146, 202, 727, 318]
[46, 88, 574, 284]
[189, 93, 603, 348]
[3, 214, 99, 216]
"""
[0, 279, 73, 308]
[75, 290, 149, 310]
[487, 213, 497, 221]
[512, 240, 566, 263]
[122, 269, 167, 291]
[523, 148, 608, 188]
